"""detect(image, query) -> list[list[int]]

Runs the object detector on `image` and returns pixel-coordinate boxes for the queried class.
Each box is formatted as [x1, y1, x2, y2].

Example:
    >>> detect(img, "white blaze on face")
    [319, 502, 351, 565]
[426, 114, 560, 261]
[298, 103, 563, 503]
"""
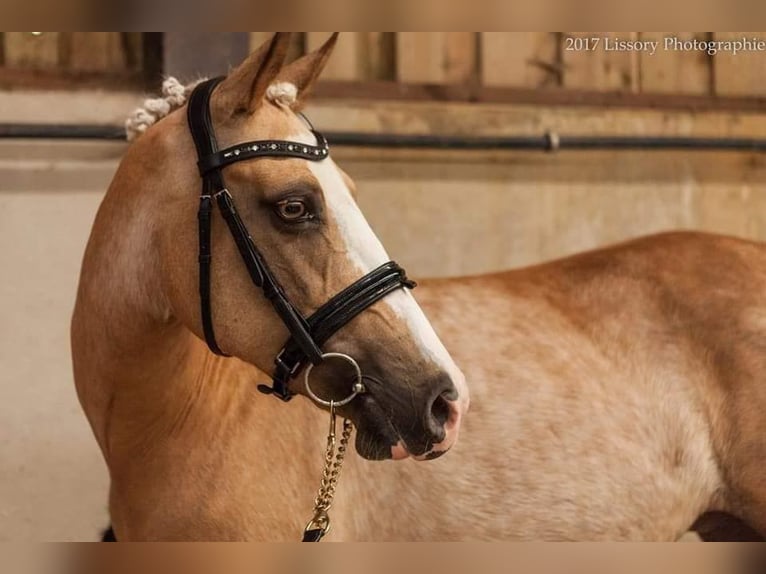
[303, 151, 469, 411]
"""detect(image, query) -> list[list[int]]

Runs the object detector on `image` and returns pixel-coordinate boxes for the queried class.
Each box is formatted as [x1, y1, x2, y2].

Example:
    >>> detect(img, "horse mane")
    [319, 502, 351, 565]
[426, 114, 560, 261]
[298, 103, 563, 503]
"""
[124, 78, 298, 142]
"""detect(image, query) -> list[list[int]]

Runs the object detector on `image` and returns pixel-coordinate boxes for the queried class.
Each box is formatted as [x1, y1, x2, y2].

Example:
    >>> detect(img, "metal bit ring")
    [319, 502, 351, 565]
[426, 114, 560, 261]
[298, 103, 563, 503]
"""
[304, 352, 365, 408]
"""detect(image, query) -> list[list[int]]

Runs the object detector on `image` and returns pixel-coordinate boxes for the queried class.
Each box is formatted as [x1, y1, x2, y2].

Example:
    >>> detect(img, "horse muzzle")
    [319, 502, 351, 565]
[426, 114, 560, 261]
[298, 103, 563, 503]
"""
[350, 370, 466, 461]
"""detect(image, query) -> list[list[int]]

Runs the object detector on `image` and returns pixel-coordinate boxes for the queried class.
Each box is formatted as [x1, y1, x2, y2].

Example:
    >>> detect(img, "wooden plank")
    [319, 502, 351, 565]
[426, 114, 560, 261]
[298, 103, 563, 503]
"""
[307, 32, 362, 80]
[443, 33, 478, 84]
[396, 33, 434, 83]
[302, 98, 766, 141]
[396, 33, 478, 84]
[562, 32, 637, 92]
[0, 68, 153, 91]
[250, 32, 304, 63]
[713, 32, 766, 97]
[312, 80, 766, 113]
[481, 33, 561, 88]
[286, 33, 306, 63]
[60, 33, 127, 72]
[121, 33, 144, 71]
[3, 32, 60, 69]
[640, 32, 711, 95]
[305, 33, 394, 81]
[366, 33, 396, 81]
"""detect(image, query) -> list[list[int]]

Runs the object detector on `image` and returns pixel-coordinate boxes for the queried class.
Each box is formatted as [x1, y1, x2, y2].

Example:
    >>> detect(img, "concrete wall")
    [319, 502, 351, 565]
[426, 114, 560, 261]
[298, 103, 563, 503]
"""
[352, 149, 766, 277]
[0, 141, 118, 541]
[1, 91, 765, 540]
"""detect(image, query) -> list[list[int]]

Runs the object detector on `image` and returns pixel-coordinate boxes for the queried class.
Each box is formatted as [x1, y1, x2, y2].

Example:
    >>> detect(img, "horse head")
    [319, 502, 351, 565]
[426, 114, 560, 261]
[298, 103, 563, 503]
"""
[124, 33, 468, 461]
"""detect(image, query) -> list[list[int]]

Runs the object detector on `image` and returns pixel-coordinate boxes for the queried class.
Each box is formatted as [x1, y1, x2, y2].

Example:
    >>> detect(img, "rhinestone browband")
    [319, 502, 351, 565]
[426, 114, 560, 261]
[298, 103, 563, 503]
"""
[197, 131, 330, 176]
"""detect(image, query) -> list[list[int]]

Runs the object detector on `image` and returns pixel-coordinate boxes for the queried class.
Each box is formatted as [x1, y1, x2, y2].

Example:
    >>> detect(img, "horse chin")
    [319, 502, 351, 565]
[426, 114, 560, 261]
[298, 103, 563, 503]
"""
[353, 427, 400, 460]
[350, 395, 405, 461]
[354, 428, 450, 461]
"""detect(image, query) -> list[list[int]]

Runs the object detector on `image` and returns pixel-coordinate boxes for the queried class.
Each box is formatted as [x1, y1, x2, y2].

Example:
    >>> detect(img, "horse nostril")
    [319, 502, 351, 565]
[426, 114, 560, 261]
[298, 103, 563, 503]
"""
[425, 391, 454, 444]
[428, 392, 451, 434]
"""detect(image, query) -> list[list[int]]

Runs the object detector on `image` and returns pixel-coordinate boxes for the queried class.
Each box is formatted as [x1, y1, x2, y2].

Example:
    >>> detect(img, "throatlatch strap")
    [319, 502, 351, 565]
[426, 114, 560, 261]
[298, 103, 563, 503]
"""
[197, 193, 226, 356]
[189, 77, 227, 355]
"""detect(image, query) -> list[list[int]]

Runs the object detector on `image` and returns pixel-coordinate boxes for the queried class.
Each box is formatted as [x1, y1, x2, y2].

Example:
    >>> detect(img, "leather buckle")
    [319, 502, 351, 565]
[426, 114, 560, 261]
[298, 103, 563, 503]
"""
[256, 350, 301, 401]
[257, 381, 293, 402]
[275, 349, 302, 377]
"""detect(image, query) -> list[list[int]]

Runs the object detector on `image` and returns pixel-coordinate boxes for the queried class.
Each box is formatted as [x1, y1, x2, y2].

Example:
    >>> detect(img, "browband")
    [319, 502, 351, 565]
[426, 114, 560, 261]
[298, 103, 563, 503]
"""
[198, 134, 329, 175]
[187, 77, 415, 401]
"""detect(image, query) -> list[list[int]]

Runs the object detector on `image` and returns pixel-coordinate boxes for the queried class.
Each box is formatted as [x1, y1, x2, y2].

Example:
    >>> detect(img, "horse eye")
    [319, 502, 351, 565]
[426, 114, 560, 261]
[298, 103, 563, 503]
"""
[275, 199, 311, 222]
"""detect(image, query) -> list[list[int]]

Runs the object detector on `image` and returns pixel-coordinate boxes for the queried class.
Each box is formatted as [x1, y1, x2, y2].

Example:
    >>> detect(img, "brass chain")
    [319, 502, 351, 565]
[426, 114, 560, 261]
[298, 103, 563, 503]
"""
[304, 402, 354, 539]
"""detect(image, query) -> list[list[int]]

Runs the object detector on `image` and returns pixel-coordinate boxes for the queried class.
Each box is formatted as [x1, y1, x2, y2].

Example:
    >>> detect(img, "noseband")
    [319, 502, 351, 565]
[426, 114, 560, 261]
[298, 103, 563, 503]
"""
[187, 77, 416, 401]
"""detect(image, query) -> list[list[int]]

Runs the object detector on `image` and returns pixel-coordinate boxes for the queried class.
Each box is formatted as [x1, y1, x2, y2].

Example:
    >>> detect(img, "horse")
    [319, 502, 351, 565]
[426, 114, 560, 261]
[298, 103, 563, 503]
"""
[72, 32, 766, 541]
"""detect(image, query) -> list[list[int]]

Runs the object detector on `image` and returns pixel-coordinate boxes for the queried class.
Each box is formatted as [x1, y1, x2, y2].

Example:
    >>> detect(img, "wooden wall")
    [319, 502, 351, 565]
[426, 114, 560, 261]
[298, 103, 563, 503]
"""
[3, 32, 766, 101]
[252, 32, 766, 100]
[0, 32, 155, 89]
[0, 33, 143, 72]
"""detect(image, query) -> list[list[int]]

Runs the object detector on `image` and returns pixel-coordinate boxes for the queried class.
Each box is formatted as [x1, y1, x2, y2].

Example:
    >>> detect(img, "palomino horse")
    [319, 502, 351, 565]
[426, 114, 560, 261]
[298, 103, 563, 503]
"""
[72, 33, 766, 541]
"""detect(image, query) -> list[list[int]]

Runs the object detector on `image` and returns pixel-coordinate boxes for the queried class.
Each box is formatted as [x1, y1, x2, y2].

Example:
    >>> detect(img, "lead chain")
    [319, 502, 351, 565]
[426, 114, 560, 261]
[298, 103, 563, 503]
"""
[304, 402, 353, 540]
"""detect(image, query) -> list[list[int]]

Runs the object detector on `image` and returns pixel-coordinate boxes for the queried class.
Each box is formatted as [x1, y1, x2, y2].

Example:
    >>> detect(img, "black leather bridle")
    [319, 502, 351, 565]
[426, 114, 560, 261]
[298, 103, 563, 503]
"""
[187, 77, 416, 401]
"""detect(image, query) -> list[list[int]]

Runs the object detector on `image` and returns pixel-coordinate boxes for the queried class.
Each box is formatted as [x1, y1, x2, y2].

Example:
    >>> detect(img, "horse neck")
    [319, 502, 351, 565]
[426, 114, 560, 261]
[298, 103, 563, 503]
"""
[72, 180, 264, 464]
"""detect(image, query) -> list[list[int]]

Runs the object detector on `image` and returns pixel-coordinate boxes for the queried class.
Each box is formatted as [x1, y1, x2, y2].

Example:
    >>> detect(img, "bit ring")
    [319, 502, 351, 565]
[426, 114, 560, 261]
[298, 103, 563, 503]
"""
[304, 352, 364, 408]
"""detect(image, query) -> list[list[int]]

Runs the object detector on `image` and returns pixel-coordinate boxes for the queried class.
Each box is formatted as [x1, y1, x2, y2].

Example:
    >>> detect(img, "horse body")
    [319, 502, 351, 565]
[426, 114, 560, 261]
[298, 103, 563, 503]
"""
[73, 194, 766, 539]
[340, 231, 751, 541]
[323, 231, 763, 541]
[71, 33, 766, 540]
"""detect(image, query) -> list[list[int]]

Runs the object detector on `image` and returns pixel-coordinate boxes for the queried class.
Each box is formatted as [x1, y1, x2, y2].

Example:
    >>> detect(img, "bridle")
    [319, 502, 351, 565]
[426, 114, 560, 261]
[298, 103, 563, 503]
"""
[187, 77, 416, 402]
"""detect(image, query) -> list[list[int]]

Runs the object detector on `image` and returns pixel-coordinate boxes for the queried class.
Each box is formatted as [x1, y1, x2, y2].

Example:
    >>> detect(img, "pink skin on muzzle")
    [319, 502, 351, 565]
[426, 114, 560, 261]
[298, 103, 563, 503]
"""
[390, 396, 465, 461]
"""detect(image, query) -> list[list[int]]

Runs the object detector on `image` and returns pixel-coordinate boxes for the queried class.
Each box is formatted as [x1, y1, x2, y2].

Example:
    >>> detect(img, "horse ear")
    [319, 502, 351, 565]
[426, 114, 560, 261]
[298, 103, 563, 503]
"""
[215, 33, 292, 115]
[272, 33, 338, 109]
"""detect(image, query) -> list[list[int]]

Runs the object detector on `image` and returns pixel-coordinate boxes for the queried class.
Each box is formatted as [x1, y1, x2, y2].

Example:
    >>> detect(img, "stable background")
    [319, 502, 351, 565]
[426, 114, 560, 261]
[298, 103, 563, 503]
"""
[2, 32, 765, 541]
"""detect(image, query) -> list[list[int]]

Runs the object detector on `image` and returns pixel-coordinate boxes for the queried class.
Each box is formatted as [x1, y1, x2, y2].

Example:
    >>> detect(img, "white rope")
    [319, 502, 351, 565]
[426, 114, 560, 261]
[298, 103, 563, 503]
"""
[124, 77, 204, 142]
[124, 78, 299, 142]
[265, 82, 298, 107]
